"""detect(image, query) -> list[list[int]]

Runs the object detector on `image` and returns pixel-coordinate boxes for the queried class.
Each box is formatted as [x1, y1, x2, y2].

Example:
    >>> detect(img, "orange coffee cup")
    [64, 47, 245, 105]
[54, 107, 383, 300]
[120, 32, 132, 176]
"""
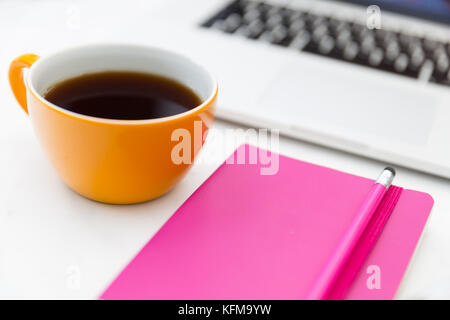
[9, 44, 217, 204]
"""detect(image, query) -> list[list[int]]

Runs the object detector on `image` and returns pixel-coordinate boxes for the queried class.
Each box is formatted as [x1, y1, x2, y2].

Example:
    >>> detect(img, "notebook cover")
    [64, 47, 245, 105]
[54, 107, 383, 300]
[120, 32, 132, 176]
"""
[101, 145, 433, 300]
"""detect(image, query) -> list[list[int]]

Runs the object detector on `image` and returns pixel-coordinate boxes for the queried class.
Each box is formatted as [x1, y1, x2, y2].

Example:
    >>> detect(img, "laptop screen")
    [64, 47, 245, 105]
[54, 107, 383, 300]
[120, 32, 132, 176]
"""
[336, 0, 450, 24]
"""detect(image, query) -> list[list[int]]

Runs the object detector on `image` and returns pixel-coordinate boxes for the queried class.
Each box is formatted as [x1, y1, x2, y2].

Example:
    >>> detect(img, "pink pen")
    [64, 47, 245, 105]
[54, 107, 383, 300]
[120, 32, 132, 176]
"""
[306, 167, 396, 300]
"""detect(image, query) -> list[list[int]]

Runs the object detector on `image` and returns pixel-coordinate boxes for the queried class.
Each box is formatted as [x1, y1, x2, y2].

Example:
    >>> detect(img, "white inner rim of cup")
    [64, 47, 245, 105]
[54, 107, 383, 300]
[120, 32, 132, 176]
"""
[27, 43, 217, 124]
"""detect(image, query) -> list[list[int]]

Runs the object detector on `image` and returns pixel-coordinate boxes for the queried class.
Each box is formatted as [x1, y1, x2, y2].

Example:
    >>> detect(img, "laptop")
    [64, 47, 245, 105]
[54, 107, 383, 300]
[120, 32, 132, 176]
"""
[150, 0, 450, 177]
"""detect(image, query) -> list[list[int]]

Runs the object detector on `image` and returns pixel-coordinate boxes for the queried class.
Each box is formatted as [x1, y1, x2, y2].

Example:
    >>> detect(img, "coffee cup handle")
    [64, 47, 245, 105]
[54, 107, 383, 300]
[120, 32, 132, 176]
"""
[9, 54, 40, 114]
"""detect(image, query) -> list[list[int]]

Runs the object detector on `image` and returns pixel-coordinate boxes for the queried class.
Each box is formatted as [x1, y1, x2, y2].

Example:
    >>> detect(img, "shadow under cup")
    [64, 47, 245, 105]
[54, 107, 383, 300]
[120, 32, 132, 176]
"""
[24, 44, 218, 204]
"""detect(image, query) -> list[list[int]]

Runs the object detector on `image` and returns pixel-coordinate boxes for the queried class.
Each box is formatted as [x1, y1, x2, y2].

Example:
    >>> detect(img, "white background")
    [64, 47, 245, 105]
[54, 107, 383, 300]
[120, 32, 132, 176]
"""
[0, 0, 449, 299]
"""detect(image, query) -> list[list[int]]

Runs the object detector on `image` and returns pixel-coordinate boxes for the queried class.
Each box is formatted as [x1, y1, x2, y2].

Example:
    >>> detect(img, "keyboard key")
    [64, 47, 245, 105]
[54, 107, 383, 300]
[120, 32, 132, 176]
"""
[369, 48, 384, 66]
[312, 16, 327, 29]
[224, 13, 242, 32]
[355, 27, 373, 41]
[289, 30, 311, 50]
[330, 19, 349, 34]
[430, 62, 450, 85]
[399, 34, 417, 48]
[235, 24, 254, 38]
[394, 53, 409, 72]
[247, 19, 265, 38]
[266, 14, 283, 29]
[343, 42, 359, 60]
[423, 38, 440, 53]
[351, 23, 365, 36]
[418, 59, 434, 81]
[361, 36, 376, 55]
[271, 25, 289, 44]
[288, 11, 304, 24]
[436, 54, 449, 74]
[385, 40, 400, 57]
[289, 19, 306, 36]
[302, 12, 316, 25]
[279, 7, 295, 21]
[259, 30, 273, 42]
[211, 19, 227, 31]
[385, 48, 400, 64]
[266, 6, 281, 18]
[410, 48, 425, 70]
[405, 39, 423, 55]
[312, 24, 328, 42]
[318, 35, 335, 55]
[243, 1, 259, 12]
[376, 29, 396, 46]
[433, 45, 447, 61]
[258, 2, 270, 14]
[243, 9, 261, 23]
[336, 29, 352, 49]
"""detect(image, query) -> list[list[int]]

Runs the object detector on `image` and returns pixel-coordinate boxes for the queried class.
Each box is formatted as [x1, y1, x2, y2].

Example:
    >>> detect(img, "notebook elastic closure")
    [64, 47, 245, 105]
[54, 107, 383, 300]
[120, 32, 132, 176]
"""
[328, 185, 404, 299]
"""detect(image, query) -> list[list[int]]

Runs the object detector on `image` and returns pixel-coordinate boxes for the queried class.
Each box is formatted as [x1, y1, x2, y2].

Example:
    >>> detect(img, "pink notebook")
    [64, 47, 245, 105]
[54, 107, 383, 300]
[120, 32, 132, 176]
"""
[101, 145, 433, 300]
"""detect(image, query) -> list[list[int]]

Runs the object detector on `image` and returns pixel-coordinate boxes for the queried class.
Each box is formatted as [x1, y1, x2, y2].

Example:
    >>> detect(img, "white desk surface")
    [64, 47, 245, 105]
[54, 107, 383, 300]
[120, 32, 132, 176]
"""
[1, 0, 449, 299]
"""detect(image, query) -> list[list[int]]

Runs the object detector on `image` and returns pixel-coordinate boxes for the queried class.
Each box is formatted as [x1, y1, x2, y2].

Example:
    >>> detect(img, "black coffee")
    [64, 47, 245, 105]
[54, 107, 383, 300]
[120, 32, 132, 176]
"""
[44, 71, 202, 120]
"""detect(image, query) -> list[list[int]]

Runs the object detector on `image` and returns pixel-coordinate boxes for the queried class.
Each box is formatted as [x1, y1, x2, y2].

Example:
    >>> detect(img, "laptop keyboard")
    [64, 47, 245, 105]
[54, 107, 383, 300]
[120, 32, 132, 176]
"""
[201, 0, 450, 87]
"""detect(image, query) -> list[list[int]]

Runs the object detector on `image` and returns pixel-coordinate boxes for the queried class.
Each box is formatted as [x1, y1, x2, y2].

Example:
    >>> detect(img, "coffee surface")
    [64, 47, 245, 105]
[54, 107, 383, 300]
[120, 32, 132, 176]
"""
[44, 71, 202, 120]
